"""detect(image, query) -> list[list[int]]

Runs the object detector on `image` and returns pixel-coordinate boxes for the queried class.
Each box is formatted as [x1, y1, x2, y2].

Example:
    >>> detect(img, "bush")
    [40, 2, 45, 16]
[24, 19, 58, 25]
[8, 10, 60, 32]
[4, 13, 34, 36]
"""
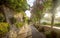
[46, 30, 57, 38]
[0, 22, 9, 37]
[42, 22, 50, 25]
[38, 27, 45, 32]
[15, 22, 24, 28]
[0, 13, 5, 22]
[54, 23, 60, 27]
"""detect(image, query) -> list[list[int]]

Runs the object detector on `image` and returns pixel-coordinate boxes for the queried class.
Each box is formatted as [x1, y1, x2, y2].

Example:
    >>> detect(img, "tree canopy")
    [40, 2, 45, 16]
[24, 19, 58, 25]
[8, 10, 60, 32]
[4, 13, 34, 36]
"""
[31, 0, 53, 24]
[0, 0, 28, 12]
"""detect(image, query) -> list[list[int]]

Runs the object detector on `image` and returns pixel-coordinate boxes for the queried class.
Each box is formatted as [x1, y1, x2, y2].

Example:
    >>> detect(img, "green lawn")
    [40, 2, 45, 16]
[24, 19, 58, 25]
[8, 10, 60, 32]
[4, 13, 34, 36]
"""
[42, 22, 60, 27]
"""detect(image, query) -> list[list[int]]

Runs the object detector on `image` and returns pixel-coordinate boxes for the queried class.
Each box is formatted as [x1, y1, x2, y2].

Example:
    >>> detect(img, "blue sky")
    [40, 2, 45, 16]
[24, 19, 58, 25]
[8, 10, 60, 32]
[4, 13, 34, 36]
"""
[27, 0, 35, 7]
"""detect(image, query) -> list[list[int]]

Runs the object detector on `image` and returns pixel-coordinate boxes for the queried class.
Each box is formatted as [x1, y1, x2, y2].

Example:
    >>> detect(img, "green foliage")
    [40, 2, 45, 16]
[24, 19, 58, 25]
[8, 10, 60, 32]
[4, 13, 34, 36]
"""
[32, 16, 39, 22]
[46, 30, 57, 38]
[42, 22, 51, 25]
[15, 22, 24, 28]
[43, 0, 53, 11]
[0, 22, 9, 35]
[54, 23, 60, 27]
[44, 29, 60, 38]
[0, 0, 28, 12]
[31, 0, 53, 23]
[0, 13, 5, 22]
[23, 16, 29, 23]
[42, 22, 60, 27]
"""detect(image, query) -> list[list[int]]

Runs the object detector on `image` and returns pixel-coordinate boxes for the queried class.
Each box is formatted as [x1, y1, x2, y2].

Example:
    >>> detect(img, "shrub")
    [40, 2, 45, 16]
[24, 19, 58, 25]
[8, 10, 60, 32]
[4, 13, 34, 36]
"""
[42, 22, 50, 25]
[38, 27, 45, 32]
[46, 30, 57, 38]
[54, 23, 60, 27]
[0, 13, 5, 22]
[15, 22, 24, 28]
[0, 22, 9, 37]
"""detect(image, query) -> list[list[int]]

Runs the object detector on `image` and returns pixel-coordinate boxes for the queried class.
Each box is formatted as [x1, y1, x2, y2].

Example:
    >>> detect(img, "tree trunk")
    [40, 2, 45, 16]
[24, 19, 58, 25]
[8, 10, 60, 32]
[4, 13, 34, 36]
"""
[2, 5, 17, 38]
[51, 0, 57, 30]
[51, 13, 55, 30]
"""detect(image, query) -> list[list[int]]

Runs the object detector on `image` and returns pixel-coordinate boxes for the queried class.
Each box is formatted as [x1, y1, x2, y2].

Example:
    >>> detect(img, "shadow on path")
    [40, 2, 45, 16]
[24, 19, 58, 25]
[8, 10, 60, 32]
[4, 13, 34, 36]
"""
[30, 25, 46, 38]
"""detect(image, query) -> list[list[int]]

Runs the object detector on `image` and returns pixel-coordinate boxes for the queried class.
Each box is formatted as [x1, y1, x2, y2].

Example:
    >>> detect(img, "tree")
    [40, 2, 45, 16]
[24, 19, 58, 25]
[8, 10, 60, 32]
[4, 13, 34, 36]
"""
[51, 0, 58, 29]
[31, 0, 52, 27]
[0, 0, 28, 38]
[0, 0, 28, 11]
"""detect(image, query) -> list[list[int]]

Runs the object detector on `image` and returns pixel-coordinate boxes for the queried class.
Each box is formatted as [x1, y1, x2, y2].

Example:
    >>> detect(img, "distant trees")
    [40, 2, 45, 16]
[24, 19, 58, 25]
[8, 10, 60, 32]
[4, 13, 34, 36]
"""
[31, 0, 52, 26]
[31, 0, 59, 30]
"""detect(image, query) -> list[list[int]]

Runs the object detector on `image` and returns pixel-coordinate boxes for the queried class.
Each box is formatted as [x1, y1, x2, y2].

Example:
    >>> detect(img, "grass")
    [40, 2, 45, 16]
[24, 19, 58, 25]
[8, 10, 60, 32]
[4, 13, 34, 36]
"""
[54, 23, 60, 27]
[42, 22, 60, 27]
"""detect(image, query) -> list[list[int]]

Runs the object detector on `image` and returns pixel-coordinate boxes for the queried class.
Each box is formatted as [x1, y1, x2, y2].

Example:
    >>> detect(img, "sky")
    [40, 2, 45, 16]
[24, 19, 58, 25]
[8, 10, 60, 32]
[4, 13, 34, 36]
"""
[25, 10, 31, 17]
[55, 6, 60, 18]
[27, 0, 35, 7]
[25, 0, 35, 17]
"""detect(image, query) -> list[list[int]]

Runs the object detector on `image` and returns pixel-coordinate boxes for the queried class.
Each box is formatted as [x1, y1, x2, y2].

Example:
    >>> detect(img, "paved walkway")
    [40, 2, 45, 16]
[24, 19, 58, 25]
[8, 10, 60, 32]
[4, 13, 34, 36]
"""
[19, 25, 46, 38]
[30, 25, 46, 38]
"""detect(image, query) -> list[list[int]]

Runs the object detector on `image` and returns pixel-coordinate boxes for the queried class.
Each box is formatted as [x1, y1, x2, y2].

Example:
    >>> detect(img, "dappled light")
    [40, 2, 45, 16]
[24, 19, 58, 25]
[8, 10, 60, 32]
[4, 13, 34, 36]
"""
[0, 0, 60, 38]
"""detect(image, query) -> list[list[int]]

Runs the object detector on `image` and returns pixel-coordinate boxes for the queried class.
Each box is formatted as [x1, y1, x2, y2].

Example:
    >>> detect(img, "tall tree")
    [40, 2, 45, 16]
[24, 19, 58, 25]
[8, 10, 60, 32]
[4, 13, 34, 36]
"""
[31, 0, 52, 26]
[0, 0, 28, 38]
[51, 0, 58, 29]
